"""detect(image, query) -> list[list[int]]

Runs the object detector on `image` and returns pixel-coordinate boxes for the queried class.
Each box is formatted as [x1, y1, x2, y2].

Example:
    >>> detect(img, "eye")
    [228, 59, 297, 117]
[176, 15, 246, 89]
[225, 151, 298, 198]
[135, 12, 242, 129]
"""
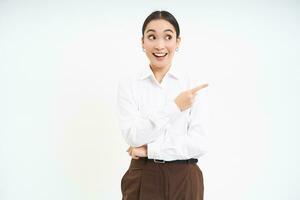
[147, 35, 156, 40]
[165, 35, 172, 40]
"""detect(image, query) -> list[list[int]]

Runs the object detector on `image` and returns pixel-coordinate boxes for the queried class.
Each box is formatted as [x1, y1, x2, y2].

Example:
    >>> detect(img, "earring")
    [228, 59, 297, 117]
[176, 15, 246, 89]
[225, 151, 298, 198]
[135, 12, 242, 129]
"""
[142, 48, 145, 52]
[175, 48, 179, 52]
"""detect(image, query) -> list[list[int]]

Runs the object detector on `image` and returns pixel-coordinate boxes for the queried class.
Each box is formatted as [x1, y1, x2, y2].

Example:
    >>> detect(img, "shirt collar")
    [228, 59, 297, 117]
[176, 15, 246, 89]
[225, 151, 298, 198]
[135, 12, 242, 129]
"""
[139, 64, 180, 80]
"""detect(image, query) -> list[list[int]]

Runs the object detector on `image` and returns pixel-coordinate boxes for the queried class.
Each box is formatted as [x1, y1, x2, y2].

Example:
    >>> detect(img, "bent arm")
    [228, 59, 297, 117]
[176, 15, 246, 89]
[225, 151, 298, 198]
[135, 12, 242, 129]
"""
[147, 91, 208, 160]
[117, 79, 181, 147]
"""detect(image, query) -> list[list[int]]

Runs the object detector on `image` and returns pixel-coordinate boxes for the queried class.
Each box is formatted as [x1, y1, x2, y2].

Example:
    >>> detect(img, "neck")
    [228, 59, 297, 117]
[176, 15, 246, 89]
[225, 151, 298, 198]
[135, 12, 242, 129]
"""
[150, 64, 171, 83]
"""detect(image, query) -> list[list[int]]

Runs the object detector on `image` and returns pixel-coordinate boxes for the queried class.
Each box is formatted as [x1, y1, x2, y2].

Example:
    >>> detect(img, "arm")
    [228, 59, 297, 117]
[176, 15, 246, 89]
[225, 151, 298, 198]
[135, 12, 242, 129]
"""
[117, 78, 182, 147]
[147, 89, 208, 160]
[181, 91, 208, 158]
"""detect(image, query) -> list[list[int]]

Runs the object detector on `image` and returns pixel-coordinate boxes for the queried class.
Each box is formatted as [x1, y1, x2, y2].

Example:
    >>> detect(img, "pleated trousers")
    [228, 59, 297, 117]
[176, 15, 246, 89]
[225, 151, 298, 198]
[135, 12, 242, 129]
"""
[121, 157, 204, 200]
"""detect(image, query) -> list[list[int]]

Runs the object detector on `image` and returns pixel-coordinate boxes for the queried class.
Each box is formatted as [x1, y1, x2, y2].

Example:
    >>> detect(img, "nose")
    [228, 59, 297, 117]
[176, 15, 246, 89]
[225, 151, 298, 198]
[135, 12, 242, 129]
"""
[154, 39, 165, 51]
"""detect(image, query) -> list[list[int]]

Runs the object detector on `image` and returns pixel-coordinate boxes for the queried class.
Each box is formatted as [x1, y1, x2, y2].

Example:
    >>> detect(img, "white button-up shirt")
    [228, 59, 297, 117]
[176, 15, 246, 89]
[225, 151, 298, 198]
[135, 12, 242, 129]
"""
[117, 64, 208, 161]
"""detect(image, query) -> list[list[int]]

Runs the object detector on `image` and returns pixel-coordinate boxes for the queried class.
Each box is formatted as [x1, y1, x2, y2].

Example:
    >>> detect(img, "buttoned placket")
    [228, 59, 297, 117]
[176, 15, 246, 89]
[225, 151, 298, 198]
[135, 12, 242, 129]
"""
[153, 75, 173, 138]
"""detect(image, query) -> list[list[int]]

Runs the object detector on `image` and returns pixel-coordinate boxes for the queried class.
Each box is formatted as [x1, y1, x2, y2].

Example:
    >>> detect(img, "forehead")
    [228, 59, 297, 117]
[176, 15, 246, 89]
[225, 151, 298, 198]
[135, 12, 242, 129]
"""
[145, 19, 176, 34]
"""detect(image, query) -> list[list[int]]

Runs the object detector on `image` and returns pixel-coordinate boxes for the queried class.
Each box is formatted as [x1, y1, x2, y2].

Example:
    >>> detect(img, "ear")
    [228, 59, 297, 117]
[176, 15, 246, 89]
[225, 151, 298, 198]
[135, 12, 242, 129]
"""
[141, 37, 144, 49]
[176, 36, 181, 48]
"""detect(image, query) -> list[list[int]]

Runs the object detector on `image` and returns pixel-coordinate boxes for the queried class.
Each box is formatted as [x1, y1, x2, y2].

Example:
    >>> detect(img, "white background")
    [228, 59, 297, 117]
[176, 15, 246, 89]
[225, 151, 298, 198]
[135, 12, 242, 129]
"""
[1, 0, 299, 199]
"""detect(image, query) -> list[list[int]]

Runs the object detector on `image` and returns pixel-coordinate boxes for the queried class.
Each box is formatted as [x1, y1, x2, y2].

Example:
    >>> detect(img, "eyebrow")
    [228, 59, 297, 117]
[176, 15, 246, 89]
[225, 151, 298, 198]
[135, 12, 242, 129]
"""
[146, 29, 174, 34]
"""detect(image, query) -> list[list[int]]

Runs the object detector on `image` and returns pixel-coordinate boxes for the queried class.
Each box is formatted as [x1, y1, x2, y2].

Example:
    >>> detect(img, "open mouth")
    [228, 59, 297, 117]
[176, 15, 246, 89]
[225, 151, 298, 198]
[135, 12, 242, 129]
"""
[152, 52, 168, 58]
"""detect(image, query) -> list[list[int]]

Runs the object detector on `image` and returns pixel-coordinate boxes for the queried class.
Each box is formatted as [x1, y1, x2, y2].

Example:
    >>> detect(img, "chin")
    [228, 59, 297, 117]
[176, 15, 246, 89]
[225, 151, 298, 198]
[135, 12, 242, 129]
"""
[151, 62, 170, 69]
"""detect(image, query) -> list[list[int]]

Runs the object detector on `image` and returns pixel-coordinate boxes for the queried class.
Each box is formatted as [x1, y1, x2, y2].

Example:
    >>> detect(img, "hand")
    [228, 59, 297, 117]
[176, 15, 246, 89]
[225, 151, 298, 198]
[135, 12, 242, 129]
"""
[127, 145, 148, 159]
[175, 83, 208, 111]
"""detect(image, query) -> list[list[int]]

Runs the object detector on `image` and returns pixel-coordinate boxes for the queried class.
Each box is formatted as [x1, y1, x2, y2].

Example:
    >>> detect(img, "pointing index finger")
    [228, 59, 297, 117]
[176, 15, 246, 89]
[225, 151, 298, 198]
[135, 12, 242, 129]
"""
[190, 83, 208, 94]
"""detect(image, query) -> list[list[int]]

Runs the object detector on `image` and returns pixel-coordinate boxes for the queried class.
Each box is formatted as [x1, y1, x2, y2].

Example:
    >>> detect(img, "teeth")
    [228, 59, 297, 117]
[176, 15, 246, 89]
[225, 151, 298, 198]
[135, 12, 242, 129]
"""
[153, 53, 167, 57]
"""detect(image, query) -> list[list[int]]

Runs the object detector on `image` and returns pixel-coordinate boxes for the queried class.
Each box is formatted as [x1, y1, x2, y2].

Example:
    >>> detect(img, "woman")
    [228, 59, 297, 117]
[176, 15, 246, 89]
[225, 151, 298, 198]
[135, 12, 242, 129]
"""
[117, 10, 208, 200]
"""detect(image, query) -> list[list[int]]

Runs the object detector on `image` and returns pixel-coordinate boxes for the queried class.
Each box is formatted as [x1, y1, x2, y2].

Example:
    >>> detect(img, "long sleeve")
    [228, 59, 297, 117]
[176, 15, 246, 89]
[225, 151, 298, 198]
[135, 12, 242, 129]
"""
[182, 91, 208, 158]
[117, 78, 182, 147]
[147, 89, 208, 161]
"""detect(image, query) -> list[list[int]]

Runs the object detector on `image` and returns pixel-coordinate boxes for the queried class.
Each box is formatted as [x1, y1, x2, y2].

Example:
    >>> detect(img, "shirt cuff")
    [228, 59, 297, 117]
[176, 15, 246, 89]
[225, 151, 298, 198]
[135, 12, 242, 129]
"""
[147, 140, 161, 159]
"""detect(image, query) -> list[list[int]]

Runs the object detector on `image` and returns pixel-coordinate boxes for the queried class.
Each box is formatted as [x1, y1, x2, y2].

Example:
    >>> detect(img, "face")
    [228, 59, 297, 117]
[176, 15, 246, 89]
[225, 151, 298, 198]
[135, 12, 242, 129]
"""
[142, 19, 181, 70]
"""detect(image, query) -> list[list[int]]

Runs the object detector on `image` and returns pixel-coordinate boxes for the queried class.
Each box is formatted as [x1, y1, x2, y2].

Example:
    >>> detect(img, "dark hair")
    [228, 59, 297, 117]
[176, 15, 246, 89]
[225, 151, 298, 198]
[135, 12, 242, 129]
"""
[142, 10, 180, 38]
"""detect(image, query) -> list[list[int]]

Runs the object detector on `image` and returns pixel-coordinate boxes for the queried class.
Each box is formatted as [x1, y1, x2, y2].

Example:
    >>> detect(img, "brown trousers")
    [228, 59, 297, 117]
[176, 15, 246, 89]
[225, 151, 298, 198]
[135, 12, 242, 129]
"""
[121, 158, 204, 200]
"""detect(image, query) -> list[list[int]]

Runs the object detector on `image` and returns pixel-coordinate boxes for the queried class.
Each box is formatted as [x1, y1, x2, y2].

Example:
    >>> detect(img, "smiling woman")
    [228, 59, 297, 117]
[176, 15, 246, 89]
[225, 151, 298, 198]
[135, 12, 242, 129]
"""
[117, 10, 208, 200]
[141, 11, 181, 83]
